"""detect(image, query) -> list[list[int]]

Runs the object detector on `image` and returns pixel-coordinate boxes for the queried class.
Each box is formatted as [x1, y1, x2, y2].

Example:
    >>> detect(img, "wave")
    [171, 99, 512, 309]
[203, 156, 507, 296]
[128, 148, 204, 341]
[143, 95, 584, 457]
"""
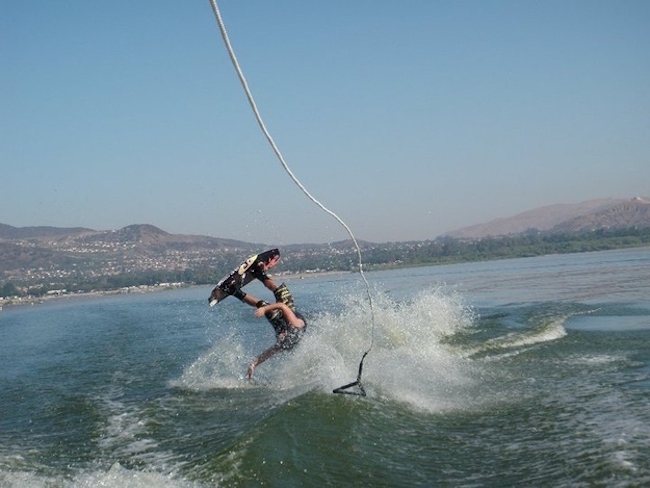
[95, 383, 178, 470]
[461, 316, 568, 360]
[460, 305, 606, 361]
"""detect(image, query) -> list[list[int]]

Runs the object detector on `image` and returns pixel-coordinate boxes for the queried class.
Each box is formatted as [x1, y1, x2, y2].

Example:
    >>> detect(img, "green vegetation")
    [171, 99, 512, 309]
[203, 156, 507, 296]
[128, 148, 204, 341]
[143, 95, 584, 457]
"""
[366, 226, 650, 269]
[1, 282, 19, 298]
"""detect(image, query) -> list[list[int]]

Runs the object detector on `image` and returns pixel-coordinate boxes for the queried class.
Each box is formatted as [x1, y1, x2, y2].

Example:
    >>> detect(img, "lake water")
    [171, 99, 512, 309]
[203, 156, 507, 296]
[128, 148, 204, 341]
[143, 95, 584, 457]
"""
[1, 247, 649, 487]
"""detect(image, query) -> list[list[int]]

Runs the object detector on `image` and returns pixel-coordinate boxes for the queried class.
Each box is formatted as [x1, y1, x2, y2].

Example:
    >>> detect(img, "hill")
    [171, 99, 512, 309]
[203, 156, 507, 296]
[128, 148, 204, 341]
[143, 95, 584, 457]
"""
[0, 223, 256, 252]
[2, 199, 650, 298]
[552, 198, 650, 232]
[0, 224, 260, 280]
[446, 197, 650, 239]
[0, 224, 94, 239]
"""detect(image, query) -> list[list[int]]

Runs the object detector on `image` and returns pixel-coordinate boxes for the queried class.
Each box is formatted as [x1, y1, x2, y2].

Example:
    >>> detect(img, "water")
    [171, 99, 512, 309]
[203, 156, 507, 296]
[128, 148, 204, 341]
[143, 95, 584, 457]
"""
[1, 247, 649, 487]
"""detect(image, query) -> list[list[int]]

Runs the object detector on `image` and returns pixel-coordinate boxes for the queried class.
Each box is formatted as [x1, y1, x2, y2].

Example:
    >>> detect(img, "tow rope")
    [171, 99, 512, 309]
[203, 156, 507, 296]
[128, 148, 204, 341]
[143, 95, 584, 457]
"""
[208, 0, 375, 396]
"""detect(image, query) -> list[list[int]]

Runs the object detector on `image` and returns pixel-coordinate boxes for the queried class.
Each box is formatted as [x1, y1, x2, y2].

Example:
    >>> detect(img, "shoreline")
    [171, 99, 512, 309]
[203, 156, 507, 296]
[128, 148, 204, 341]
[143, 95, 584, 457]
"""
[5, 243, 647, 310]
[0, 270, 350, 310]
[0, 283, 187, 309]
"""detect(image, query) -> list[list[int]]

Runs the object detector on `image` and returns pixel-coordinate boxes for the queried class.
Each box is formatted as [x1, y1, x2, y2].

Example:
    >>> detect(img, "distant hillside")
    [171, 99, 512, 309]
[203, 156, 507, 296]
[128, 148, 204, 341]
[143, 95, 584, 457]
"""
[0, 224, 261, 274]
[72, 224, 257, 252]
[446, 198, 650, 239]
[2, 216, 649, 296]
[0, 224, 94, 239]
[4, 197, 650, 250]
[552, 198, 650, 232]
[0, 223, 256, 250]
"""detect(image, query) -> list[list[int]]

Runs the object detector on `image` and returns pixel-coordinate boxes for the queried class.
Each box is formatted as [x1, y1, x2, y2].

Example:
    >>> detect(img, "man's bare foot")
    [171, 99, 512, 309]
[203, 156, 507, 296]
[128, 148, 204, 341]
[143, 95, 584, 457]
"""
[247, 363, 255, 380]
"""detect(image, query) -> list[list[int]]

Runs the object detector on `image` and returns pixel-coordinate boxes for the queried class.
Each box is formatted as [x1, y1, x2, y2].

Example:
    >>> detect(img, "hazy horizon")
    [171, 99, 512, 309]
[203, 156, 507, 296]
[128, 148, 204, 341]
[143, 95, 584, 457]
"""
[4, 195, 649, 246]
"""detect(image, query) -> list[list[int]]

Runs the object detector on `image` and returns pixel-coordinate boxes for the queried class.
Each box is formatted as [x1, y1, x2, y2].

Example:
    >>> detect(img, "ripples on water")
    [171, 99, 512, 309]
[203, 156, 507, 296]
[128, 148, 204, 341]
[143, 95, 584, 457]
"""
[0, 247, 648, 487]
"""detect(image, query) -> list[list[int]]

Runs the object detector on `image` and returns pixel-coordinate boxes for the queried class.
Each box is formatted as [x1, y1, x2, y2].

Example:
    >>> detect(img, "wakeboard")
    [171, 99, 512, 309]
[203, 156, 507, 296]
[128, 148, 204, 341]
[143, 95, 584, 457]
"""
[208, 248, 280, 306]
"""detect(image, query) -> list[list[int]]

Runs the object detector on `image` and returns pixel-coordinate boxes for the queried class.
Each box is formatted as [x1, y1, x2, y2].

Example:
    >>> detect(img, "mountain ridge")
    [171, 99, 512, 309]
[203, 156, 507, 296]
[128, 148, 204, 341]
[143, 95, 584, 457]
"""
[0, 223, 260, 249]
[445, 197, 650, 239]
[2, 197, 650, 245]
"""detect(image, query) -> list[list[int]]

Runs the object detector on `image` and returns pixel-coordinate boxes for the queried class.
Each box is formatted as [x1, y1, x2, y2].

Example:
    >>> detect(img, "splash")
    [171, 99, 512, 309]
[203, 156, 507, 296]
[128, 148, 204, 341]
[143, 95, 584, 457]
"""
[70, 463, 200, 488]
[171, 286, 479, 412]
[295, 286, 483, 412]
[170, 332, 250, 390]
[0, 463, 201, 488]
[173, 285, 589, 414]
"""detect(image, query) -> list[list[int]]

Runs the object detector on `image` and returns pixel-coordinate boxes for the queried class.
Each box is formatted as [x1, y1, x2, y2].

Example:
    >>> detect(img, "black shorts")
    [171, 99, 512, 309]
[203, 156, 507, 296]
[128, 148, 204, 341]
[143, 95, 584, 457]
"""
[278, 325, 306, 350]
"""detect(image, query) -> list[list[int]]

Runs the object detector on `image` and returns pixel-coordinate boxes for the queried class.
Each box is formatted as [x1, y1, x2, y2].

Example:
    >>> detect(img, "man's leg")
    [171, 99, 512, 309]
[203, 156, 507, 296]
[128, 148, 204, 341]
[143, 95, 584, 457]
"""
[248, 343, 281, 379]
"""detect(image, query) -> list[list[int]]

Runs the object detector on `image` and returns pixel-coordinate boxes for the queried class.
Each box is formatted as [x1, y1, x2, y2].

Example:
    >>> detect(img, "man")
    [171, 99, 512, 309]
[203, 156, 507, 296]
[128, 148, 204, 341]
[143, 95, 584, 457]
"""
[223, 262, 307, 380]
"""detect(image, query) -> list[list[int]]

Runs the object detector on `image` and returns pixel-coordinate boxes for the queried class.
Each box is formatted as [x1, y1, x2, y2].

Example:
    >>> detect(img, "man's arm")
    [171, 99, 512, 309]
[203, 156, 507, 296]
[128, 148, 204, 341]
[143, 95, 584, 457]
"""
[254, 302, 305, 328]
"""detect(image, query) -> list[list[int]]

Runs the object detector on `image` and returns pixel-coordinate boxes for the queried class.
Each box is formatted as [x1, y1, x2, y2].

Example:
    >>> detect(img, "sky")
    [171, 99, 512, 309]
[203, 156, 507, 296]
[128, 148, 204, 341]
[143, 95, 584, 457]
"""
[2, 1, 649, 245]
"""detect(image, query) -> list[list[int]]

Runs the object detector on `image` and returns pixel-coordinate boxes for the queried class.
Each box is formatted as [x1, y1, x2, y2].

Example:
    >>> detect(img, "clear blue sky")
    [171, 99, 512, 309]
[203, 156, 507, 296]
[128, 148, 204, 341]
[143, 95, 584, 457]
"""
[2, 1, 649, 244]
